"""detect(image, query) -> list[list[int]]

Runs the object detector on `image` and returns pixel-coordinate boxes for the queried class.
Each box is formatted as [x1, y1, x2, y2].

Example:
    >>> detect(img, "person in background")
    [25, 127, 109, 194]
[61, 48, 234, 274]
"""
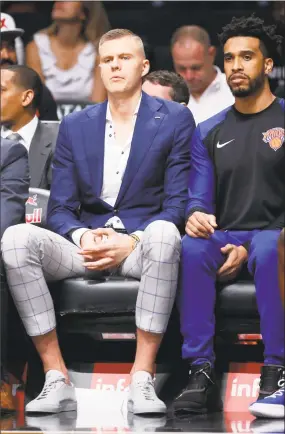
[0, 138, 29, 413]
[142, 70, 190, 105]
[1, 65, 59, 189]
[174, 14, 284, 415]
[1, 12, 58, 121]
[171, 25, 234, 124]
[26, 1, 109, 103]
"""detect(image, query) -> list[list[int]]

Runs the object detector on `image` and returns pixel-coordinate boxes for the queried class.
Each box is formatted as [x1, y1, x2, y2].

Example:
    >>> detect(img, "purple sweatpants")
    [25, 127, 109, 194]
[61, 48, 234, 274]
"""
[180, 229, 284, 366]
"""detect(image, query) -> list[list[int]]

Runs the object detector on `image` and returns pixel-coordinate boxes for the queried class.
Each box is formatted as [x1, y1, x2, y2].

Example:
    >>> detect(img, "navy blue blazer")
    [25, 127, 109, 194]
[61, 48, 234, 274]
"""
[0, 139, 29, 238]
[47, 92, 195, 238]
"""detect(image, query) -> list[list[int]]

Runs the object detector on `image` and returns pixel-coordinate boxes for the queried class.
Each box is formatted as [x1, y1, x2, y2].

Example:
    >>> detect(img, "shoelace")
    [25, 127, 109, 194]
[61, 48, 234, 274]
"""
[194, 367, 214, 385]
[177, 367, 213, 398]
[264, 386, 285, 400]
[137, 380, 156, 401]
[36, 378, 65, 400]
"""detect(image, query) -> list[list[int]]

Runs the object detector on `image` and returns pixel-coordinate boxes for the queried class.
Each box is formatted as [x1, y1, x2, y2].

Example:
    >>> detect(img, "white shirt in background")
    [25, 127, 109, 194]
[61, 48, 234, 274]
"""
[187, 67, 235, 124]
[1, 115, 39, 152]
[34, 33, 96, 102]
[72, 96, 143, 248]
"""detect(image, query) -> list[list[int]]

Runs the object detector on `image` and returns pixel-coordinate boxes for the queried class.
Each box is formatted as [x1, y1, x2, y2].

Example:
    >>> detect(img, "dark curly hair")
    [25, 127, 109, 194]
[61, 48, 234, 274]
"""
[218, 14, 283, 62]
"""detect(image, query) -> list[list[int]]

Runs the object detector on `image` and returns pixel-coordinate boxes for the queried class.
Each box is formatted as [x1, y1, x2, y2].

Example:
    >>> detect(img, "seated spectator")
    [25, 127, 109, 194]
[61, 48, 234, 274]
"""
[171, 25, 234, 123]
[0, 138, 29, 413]
[142, 70, 190, 105]
[174, 15, 284, 415]
[1, 29, 194, 415]
[1, 65, 59, 189]
[26, 1, 109, 102]
[1, 12, 58, 121]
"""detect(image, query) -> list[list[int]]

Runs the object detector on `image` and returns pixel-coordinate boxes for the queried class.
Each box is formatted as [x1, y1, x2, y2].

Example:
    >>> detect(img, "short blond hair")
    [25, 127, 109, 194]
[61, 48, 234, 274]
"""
[99, 28, 145, 57]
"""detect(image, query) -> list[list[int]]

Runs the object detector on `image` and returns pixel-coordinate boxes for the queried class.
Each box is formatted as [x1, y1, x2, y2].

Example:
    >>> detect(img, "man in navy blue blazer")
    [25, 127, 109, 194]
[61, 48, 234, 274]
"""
[2, 29, 195, 414]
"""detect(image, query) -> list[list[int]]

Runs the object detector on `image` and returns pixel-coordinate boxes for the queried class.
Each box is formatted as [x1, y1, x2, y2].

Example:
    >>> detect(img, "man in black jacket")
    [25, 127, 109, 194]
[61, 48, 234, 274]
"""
[0, 138, 29, 412]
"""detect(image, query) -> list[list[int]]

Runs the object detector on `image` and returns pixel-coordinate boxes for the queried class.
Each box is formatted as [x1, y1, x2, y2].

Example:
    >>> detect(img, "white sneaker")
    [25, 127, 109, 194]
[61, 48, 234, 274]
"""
[25, 370, 77, 413]
[127, 371, 167, 414]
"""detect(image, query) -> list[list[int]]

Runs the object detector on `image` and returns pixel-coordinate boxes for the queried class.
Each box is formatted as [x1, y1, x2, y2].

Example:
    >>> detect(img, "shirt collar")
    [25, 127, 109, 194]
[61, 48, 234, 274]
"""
[208, 66, 223, 91]
[106, 94, 142, 123]
[188, 66, 225, 104]
[1, 116, 39, 148]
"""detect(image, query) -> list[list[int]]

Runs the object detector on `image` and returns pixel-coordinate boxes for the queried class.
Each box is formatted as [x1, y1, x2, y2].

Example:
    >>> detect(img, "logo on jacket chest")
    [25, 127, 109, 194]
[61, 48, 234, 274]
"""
[262, 127, 284, 151]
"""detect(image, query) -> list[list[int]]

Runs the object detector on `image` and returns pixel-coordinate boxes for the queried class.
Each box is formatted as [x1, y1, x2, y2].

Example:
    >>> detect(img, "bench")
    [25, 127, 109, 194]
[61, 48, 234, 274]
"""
[26, 188, 260, 345]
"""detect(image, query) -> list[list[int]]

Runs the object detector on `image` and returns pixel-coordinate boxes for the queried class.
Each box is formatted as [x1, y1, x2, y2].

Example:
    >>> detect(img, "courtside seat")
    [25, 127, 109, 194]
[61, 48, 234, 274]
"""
[26, 188, 260, 343]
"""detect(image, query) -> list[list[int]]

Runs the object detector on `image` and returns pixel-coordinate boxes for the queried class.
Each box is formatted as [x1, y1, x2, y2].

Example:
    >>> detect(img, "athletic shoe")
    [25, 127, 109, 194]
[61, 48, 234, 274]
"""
[25, 370, 77, 413]
[127, 371, 167, 414]
[249, 386, 284, 419]
[173, 362, 223, 414]
[258, 365, 285, 399]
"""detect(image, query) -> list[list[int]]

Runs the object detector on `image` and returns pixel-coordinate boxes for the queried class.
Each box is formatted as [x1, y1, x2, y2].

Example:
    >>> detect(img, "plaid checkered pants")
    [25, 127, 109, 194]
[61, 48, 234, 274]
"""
[1, 221, 181, 336]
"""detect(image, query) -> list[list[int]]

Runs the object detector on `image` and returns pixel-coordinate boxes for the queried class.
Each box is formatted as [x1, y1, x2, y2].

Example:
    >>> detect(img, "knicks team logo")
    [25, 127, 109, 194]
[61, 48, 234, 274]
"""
[262, 127, 284, 151]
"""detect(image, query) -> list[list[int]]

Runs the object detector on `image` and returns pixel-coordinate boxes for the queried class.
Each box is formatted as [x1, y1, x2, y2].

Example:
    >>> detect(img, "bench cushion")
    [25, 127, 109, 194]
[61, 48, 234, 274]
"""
[51, 277, 258, 318]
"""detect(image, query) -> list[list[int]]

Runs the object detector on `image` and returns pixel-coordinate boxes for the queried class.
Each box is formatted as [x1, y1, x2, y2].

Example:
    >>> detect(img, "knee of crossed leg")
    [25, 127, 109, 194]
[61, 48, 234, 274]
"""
[1, 223, 40, 266]
[143, 220, 181, 262]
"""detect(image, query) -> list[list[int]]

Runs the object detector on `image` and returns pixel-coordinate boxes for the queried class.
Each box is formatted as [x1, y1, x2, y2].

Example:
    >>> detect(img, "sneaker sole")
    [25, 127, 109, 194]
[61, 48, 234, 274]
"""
[173, 399, 223, 414]
[25, 400, 77, 414]
[127, 400, 167, 415]
[249, 403, 285, 419]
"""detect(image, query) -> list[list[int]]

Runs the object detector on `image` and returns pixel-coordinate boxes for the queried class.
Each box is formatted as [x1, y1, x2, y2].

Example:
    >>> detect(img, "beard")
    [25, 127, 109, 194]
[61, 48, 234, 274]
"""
[228, 72, 266, 98]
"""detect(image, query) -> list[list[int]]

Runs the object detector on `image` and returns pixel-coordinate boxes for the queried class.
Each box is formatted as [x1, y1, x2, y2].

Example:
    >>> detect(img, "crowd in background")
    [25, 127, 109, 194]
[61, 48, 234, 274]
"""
[1, 1, 284, 111]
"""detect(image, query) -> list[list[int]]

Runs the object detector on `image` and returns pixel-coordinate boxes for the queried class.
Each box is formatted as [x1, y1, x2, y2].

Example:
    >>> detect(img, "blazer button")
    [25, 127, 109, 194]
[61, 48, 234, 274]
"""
[114, 209, 118, 214]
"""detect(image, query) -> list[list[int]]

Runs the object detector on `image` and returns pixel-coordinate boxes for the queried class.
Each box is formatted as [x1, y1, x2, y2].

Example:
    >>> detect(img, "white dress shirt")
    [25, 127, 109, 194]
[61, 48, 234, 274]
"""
[187, 67, 235, 124]
[1, 116, 39, 152]
[72, 96, 143, 247]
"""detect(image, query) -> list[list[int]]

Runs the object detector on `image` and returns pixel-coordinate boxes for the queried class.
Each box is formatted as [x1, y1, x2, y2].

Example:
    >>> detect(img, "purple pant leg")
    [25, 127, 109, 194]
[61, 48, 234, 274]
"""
[248, 230, 284, 365]
[180, 231, 231, 364]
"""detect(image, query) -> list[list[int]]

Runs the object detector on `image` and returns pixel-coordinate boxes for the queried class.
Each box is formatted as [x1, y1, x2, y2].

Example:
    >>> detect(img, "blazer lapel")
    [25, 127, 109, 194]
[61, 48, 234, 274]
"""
[115, 93, 164, 206]
[82, 102, 107, 197]
[29, 122, 52, 187]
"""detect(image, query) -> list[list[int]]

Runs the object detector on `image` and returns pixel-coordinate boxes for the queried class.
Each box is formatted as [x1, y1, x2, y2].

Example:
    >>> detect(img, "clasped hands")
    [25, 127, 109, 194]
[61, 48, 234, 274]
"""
[186, 211, 248, 280]
[78, 228, 135, 271]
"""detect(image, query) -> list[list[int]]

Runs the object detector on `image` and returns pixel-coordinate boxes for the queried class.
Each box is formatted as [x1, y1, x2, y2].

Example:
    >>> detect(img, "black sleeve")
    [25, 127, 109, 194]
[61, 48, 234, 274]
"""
[38, 84, 58, 121]
[0, 142, 30, 238]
